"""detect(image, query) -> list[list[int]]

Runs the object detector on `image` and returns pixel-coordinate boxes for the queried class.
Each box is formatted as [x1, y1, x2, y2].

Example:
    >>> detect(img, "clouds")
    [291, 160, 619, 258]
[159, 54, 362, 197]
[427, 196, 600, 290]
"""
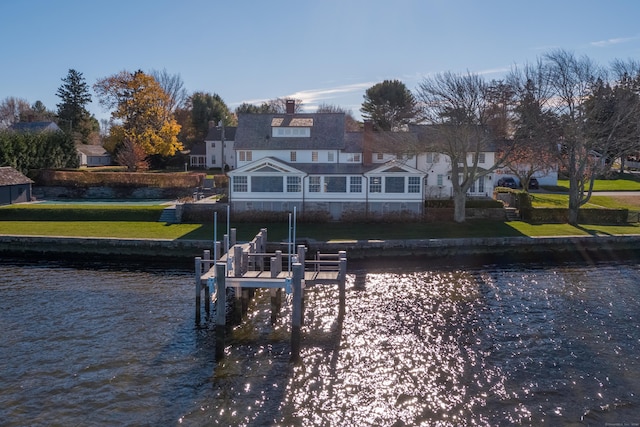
[591, 35, 640, 47]
[235, 82, 374, 113]
[286, 82, 374, 110]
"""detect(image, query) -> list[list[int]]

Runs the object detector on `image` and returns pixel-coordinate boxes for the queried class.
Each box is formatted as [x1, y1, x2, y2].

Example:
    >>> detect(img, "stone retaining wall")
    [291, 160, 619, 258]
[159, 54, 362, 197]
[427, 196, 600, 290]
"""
[2, 234, 639, 266]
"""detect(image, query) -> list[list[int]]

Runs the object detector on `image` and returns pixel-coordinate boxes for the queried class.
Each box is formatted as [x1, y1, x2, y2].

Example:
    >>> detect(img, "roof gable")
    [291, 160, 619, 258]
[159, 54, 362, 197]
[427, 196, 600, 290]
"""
[365, 160, 425, 176]
[228, 157, 304, 175]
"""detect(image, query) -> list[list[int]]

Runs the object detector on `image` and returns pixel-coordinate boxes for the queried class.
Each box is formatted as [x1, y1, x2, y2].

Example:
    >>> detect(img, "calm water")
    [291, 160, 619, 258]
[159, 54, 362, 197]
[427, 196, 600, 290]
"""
[1, 258, 640, 426]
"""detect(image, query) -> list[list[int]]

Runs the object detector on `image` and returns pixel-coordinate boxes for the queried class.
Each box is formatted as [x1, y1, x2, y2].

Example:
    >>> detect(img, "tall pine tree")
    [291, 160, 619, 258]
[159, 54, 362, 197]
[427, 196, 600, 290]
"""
[56, 69, 94, 142]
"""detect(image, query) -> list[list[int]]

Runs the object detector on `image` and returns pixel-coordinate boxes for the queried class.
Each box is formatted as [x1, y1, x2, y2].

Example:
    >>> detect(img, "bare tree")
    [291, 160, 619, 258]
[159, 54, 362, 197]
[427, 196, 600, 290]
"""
[0, 97, 31, 128]
[150, 68, 188, 113]
[416, 71, 511, 222]
[316, 103, 360, 131]
[541, 49, 640, 225]
[506, 62, 561, 191]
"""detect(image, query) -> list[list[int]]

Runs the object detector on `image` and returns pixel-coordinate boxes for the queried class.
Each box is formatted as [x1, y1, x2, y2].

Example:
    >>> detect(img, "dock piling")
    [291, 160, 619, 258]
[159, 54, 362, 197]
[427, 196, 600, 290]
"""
[195, 257, 202, 325]
[215, 262, 226, 361]
[290, 262, 304, 362]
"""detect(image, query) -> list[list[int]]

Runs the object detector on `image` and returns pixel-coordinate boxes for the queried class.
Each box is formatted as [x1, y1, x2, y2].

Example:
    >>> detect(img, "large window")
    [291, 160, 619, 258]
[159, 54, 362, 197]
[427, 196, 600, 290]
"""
[347, 153, 361, 163]
[233, 176, 248, 192]
[408, 176, 420, 193]
[478, 176, 485, 193]
[385, 176, 405, 193]
[350, 176, 362, 193]
[251, 176, 283, 192]
[239, 151, 252, 162]
[370, 176, 382, 193]
[325, 176, 346, 192]
[287, 176, 301, 192]
[309, 176, 321, 192]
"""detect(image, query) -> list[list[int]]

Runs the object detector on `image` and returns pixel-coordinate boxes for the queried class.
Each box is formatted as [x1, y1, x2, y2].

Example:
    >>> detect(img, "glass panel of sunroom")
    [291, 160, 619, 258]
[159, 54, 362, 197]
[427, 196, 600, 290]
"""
[251, 176, 283, 192]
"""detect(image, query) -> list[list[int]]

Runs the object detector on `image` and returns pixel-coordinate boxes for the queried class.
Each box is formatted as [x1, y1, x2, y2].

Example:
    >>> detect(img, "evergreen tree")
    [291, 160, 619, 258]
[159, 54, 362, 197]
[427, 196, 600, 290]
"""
[361, 80, 418, 131]
[56, 69, 93, 142]
[190, 92, 233, 142]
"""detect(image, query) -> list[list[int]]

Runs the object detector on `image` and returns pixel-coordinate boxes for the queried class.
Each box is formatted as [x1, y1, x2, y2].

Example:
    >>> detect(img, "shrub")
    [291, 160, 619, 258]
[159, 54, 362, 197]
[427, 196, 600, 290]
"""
[33, 170, 205, 188]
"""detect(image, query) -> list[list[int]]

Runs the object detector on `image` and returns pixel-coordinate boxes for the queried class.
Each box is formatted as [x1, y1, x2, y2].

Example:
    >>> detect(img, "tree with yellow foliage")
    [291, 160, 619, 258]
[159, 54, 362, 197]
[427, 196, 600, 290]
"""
[94, 70, 182, 160]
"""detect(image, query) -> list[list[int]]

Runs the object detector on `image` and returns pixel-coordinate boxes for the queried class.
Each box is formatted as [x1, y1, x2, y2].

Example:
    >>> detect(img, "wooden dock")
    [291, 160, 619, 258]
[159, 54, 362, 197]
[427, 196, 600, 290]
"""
[194, 228, 346, 361]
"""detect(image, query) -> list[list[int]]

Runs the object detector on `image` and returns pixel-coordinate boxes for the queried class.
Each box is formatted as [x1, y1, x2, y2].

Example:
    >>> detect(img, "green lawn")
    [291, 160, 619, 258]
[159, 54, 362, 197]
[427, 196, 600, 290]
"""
[556, 175, 640, 191]
[2, 198, 640, 241]
[2, 218, 640, 241]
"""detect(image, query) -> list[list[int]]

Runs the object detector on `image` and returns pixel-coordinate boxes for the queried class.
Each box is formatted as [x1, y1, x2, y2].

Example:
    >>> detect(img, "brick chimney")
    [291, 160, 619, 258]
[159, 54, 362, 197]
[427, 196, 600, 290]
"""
[286, 99, 295, 114]
[363, 120, 373, 165]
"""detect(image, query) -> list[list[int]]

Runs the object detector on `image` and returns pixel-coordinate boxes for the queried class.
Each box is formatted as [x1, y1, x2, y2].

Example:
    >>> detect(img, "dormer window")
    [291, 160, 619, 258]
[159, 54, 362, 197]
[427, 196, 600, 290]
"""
[272, 127, 311, 137]
[271, 117, 312, 137]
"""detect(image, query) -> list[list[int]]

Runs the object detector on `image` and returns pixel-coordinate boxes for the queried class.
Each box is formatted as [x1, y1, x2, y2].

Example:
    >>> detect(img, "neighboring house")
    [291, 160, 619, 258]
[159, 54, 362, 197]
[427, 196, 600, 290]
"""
[190, 126, 237, 170]
[0, 167, 33, 205]
[372, 124, 500, 199]
[76, 144, 111, 167]
[228, 101, 426, 220]
[9, 121, 61, 133]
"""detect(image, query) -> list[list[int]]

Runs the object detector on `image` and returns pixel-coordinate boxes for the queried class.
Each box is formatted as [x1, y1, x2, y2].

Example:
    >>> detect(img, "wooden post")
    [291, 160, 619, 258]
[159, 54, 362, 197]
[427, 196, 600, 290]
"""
[233, 245, 243, 277]
[338, 250, 347, 317]
[215, 263, 226, 361]
[270, 255, 282, 324]
[203, 250, 211, 318]
[291, 262, 303, 362]
[195, 257, 202, 325]
[232, 245, 243, 324]
[214, 241, 221, 261]
[223, 234, 229, 257]
[230, 228, 237, 247]
[297, 245, 306, 266]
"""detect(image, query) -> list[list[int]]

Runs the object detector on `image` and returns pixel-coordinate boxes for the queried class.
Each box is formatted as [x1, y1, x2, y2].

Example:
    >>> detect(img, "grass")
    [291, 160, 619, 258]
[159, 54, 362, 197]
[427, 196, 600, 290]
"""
[2, 217, 640, 241]
[556, 174, 640, 191]
[2, 194, 640, 241]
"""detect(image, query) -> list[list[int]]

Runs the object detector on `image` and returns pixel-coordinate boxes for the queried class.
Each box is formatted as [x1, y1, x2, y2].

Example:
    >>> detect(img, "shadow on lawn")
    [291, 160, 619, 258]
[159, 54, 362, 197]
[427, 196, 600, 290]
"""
[175, 220, 529, 241]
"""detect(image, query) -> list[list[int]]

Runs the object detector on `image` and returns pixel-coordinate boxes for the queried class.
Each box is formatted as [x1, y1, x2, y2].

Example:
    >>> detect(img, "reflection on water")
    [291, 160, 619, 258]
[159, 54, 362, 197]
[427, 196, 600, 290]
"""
[1, 260, 639, 426]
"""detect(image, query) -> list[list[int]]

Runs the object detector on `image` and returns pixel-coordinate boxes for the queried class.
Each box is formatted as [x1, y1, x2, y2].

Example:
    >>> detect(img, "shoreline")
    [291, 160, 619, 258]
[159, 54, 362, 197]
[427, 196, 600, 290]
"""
[1, 234, 640, 268]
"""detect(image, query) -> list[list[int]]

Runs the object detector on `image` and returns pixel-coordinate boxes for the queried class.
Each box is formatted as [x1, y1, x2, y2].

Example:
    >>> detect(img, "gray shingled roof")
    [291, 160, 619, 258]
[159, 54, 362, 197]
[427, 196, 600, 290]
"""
[234, 113, 345, 150]
[76, 144, 110, 156]
[408, 124, 499, 151]
[205, 126, 237, 141]
[0, 167, 33, 186]
[189, 142, 206, 156]
[343, 132, 363, 153]
[283, 162, 377, 175]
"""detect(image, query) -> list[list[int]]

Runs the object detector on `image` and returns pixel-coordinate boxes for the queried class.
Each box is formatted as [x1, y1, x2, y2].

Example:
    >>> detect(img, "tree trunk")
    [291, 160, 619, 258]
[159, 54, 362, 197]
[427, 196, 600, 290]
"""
[567, 177, 580, 226]
[453, 190, 467, 223]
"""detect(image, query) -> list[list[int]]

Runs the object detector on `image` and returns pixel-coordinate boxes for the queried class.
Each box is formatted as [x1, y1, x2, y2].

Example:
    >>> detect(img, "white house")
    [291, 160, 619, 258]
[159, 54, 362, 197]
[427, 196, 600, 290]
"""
[228, 101, 426, 220]
[190, 126, 236, 170]
[227, 101, 558, 219]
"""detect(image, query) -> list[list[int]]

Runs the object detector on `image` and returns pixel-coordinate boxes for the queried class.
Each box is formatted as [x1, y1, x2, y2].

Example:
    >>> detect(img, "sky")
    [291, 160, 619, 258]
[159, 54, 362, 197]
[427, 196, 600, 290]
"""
[2, 0, 640, 124]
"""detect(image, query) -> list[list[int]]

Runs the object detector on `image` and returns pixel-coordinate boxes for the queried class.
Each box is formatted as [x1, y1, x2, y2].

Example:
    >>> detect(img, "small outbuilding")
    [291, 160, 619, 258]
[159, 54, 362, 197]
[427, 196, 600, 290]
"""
[0, 167, 33, 205]
[76, 144, 112, 167]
